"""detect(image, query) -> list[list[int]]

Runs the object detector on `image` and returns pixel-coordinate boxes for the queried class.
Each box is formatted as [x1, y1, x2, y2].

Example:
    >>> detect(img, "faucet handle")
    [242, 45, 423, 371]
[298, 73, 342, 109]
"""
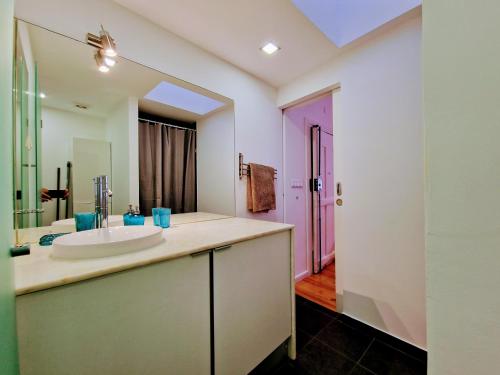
[107, 189, 113, 197]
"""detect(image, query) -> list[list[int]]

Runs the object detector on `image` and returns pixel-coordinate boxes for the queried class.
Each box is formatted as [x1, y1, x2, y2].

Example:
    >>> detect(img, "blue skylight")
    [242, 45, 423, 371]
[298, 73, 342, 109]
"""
[292, 0, 421, 48]
[144, 81, 225, 115]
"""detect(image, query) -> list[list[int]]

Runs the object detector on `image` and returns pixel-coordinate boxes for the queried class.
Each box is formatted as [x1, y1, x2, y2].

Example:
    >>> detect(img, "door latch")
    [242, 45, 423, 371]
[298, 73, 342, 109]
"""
[310, 177, 323, 192]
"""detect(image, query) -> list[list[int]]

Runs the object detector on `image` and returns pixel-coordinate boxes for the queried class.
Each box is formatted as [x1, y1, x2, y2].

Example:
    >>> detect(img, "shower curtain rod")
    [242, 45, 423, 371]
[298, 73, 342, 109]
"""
[138, 117, 197, 132]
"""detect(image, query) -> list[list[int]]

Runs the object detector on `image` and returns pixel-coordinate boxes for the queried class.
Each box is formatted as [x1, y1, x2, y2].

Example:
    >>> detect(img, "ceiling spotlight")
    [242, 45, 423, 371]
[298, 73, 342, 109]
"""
[97, 50, 116, 67]
[95, 52, 110, 73]
[261, 42, 280, 55]
[100, 26, 117, 57]
[87, 25, 118, 70]
[39, 92, 46, 99]
[104, 56, 116, 67]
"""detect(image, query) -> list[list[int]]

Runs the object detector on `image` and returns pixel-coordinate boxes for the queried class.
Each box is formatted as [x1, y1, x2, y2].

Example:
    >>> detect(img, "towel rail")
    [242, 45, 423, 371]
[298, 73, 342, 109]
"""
[239, 153, 277, 180]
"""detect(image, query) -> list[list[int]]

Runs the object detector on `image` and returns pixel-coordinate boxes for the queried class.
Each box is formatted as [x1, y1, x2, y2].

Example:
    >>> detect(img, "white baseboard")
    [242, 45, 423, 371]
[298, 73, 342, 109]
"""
[321, 251, 335, 265]
[294, 252, 335, 282]
[294, 270, 310, 282]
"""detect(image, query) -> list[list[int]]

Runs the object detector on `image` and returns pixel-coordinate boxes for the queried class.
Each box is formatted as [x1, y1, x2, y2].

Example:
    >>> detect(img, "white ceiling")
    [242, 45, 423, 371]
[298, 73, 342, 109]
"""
[114, 0, 342, 87]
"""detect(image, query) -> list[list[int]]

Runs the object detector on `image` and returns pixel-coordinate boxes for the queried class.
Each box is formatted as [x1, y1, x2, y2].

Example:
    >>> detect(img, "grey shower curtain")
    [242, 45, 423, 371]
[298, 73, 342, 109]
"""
[139, 120, 196, 215]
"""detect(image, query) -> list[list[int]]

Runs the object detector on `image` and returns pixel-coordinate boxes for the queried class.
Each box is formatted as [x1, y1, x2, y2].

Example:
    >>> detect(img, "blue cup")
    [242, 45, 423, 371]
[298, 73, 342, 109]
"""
[75, 212, 96, 232]
[152, 207, 171, 228]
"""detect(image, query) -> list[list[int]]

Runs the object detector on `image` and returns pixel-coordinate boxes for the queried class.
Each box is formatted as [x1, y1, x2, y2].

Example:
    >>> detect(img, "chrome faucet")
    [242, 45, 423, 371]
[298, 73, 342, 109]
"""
[93, 175, 112, 228]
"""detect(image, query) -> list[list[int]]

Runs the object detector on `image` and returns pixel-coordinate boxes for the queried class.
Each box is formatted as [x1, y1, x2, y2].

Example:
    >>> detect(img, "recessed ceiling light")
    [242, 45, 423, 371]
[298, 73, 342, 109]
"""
[261, 42, 280, 55]
[39, 92, 46, 99]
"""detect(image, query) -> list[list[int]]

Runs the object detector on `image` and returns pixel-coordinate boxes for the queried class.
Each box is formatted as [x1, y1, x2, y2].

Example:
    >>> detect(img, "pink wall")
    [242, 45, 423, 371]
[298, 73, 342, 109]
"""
[283, 94, 334, 280]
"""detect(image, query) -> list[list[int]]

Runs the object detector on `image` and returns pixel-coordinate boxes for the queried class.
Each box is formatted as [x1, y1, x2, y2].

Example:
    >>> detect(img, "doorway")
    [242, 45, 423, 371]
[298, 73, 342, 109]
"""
[283, 93, 336, 311]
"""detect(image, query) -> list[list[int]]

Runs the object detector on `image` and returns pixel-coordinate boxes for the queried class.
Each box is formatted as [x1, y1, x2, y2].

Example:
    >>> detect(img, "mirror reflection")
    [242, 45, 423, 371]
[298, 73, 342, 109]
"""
[13, 20, 236, 234]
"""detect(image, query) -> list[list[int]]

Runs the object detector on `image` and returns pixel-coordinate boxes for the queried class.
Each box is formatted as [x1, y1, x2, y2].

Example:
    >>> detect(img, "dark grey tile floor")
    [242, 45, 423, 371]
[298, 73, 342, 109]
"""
[273, 296, 427, 375]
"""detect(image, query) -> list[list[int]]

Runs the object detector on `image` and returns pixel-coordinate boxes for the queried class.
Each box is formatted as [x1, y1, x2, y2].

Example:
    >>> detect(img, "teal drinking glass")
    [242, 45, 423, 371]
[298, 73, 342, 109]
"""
[74, 212, 96, 232]
[152, 207, 171, 228]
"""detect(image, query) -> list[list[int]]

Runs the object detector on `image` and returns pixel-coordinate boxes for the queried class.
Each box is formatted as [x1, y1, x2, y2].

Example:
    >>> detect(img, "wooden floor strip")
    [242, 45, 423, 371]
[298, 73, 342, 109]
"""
[295, 262, 336, 311]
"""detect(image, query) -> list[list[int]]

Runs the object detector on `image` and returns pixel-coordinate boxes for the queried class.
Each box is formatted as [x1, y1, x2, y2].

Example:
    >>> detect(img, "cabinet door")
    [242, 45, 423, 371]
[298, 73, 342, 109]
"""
[214, 231, 292, 375]
[16, 254, 211, 375]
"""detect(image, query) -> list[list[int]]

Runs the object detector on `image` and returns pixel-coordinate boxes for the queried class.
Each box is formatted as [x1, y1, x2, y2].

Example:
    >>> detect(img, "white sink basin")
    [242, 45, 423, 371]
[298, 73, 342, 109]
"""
[51, 226, 164, 259]
[51, 215, 123, 231]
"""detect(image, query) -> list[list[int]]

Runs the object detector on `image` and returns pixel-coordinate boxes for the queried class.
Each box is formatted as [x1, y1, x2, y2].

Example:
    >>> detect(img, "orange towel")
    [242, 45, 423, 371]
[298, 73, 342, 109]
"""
[247, 163, 276, 213]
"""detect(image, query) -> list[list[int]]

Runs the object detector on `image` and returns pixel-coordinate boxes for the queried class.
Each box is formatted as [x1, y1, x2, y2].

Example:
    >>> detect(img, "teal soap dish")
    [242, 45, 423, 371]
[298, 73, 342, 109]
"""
[39, 233, 70, 246]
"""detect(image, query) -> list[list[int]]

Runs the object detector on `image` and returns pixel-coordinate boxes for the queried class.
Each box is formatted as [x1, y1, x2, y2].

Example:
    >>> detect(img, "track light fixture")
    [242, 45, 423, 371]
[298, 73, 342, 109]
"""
[87, 25, 117, 73]
[103, 55, 116, 67]
[100, 29, 117, 57]
[95, 52, 110, 73]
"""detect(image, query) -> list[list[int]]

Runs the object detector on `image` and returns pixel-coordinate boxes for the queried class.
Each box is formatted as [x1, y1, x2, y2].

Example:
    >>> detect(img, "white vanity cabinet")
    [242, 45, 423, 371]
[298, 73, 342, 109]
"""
[214, 231, 292, 375]
[16, 254, 212, 375]
[15, 218, 294, 375]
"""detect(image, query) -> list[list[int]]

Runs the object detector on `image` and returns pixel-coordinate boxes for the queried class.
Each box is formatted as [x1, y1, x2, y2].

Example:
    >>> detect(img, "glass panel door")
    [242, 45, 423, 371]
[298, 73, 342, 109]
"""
[1, 1, 20, 372]
[14, 32, 42, 229]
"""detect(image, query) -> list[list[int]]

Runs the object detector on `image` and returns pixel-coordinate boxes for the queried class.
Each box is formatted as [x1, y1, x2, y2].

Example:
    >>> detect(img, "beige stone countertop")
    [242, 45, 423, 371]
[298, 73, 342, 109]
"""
[164, 211, 230, 224]
[14, 216, 293, 296]
[15, 212, 231, 244]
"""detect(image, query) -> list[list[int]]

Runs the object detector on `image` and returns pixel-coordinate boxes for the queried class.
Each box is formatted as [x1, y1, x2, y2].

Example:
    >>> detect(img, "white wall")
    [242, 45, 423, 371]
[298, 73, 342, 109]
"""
[15, 0, 283, 222]
[72, 138, 111, 214]
[197, 106, 235, 216]
[424, 1, 500, 373]
[105, 97, 139, 214]
[41, 107, 106, 225]
[279, 11, 425, 348]
[41, 103, 138, 221]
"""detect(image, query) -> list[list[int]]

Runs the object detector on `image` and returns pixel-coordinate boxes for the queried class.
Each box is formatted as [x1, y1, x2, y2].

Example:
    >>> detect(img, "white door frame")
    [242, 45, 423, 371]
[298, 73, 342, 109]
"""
[281, 111, 311, 281]
[331, 88, 343, 312]
[281, 85, 343, 312]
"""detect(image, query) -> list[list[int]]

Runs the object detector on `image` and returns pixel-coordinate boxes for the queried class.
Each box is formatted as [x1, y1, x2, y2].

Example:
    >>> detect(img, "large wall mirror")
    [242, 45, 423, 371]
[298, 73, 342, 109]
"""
[13, 20, 236, 235]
